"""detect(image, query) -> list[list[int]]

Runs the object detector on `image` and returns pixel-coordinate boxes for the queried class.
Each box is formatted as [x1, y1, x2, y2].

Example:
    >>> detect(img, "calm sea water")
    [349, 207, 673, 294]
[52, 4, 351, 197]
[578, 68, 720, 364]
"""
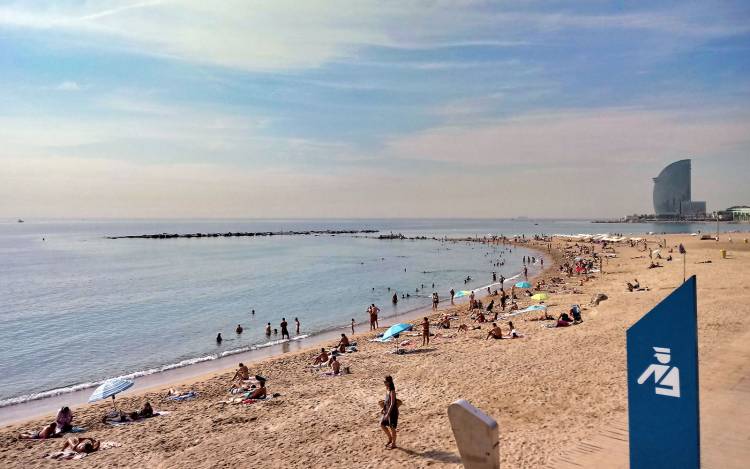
[0, 218, 725, 406]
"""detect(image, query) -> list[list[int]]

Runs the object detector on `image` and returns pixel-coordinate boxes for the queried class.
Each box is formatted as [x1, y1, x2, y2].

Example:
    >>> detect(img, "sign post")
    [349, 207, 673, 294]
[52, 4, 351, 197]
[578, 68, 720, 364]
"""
[626, 275, 700, 468]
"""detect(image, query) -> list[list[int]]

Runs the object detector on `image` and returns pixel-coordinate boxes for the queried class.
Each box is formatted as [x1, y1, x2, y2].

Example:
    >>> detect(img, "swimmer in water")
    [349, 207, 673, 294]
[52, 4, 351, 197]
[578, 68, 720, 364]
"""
[216, 333, 223, 344]
[236, 324, 243, 334]
[265, 322, 271, 336]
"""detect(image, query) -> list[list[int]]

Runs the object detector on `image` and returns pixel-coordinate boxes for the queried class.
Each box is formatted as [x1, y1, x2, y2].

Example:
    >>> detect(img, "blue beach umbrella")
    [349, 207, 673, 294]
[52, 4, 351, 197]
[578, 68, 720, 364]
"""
[515, 281, 532, 289]
[88, 378, 134, 408]
[380, 323, 413, 341]
[521, 304, 547, 312]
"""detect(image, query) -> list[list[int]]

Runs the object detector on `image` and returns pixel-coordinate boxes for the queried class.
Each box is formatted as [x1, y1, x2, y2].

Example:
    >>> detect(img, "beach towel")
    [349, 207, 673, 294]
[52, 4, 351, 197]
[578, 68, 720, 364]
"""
[43, 441, 121, 460]
[104, 411, 169, 426]
[241, 393, 281, 405]
[167, 391, 198, 401]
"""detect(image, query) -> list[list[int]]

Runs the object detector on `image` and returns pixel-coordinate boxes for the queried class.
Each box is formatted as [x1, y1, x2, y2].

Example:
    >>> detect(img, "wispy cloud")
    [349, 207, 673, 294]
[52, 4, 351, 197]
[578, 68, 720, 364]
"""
[55, 81, 81, 91]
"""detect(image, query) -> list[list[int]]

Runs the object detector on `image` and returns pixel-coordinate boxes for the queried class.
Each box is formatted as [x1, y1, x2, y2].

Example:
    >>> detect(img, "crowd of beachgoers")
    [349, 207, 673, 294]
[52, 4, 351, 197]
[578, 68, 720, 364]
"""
[4, 232, 748, 467]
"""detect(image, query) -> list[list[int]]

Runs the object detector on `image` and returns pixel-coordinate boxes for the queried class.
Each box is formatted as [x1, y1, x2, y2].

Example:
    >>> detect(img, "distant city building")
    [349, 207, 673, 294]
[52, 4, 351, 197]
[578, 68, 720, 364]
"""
[652, 159, 706, 218]
[727, 206, 750, 222]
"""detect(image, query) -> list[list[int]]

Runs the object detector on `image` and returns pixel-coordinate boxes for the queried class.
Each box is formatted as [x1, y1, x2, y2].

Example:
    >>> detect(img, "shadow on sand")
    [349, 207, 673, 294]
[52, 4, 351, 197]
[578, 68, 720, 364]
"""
[397, 447, 462, 464]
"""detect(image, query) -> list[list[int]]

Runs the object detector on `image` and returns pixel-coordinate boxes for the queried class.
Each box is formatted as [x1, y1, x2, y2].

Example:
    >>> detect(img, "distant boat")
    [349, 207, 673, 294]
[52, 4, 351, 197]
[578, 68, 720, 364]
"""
[17, 219, 24, 223]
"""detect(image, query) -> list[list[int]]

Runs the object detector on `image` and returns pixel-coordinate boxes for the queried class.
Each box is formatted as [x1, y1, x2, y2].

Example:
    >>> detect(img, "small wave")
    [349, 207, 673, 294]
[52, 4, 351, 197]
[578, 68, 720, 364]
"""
[0, 335, 319, 408]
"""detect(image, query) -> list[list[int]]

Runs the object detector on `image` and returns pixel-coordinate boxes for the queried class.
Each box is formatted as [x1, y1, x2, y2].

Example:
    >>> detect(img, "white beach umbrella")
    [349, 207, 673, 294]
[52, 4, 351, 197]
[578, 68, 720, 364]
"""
[88, 378, 134, 408]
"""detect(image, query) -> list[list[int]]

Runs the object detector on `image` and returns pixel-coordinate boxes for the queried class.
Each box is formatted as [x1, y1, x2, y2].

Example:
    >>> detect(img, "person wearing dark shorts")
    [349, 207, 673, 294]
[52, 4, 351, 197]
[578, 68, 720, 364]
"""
[380, 375, 399, 449]
[280, 318, 289, 339]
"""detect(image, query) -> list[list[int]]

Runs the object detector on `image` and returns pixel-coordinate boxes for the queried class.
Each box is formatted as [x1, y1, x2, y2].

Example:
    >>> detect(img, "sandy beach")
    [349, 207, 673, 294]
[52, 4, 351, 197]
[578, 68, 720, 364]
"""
[1, 232, 749, 468]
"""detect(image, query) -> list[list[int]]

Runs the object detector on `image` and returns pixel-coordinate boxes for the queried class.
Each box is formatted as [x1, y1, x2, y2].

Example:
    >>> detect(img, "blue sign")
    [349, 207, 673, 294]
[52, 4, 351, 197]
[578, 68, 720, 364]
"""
[627, 275, 700, 469]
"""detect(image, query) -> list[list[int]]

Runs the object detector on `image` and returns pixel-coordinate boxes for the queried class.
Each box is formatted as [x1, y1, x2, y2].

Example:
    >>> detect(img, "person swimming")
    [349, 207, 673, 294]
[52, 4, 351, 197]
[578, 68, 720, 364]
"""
[216, 333, 223, 344]
[236, 324, 243, 334]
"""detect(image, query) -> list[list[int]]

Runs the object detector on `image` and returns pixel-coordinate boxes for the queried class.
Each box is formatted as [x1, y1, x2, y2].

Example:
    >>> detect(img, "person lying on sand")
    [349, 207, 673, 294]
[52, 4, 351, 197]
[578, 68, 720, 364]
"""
[19, 422, 57, 439]
[246, 377, 267, 399]
[60, 437, 100, 454]
[648, 262, 663, 269]
[486, 323, 503, 340]
[312, 348, 329, 366]
[232, 362, 250, 382]
[526, 311, 555, 321]
[556, 313, 573, 327]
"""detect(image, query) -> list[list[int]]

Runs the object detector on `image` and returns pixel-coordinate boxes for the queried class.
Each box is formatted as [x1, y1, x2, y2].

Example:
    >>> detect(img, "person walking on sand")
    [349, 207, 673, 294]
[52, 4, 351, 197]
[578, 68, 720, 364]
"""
[280, 318, 290, 339]
[294, 317, 300, 335]
[422, 317, 430, 346]
[380, 375, 399, 449]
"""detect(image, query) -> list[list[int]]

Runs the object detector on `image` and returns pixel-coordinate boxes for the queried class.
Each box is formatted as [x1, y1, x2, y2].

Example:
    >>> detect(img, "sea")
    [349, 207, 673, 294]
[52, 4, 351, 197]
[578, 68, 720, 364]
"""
[0, 218, 729, 415]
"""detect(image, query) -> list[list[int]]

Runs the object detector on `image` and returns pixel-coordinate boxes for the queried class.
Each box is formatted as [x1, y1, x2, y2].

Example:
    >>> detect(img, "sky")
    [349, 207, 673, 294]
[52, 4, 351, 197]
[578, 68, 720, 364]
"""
[1, 0, 749, 219]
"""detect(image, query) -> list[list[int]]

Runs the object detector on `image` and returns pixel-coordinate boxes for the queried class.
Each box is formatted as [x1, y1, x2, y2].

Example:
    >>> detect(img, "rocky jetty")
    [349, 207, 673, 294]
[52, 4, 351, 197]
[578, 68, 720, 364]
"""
[107, 229, 379, 240]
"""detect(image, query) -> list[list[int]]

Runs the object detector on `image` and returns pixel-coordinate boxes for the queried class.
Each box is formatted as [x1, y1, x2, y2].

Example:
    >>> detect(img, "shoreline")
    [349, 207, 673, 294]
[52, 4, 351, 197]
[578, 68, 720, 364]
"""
[0, 239, 544, 427]
[3, 232, 747, 467]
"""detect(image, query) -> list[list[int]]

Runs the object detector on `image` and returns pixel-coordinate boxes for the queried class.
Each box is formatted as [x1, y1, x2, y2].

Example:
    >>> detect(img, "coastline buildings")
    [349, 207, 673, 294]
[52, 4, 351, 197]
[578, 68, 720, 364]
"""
[652, 159, 706, 218]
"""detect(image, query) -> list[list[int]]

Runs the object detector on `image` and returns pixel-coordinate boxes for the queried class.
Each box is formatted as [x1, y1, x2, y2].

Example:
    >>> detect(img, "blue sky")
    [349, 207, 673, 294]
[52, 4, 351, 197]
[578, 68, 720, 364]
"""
[1, 0, 749, 218]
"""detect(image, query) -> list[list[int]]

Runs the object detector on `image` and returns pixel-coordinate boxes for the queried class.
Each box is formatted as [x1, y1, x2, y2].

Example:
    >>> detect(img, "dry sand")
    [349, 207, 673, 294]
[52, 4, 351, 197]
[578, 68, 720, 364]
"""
[1, 232, 749, 468]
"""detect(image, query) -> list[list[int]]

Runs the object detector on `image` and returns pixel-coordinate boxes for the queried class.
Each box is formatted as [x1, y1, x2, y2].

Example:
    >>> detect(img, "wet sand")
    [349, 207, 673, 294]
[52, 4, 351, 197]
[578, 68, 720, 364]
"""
[1, 233, 748, 468]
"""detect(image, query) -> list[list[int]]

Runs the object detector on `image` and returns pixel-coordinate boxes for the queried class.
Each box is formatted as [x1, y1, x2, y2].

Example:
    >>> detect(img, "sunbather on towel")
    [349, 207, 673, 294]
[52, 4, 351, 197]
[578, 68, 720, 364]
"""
[312, 348, 329, 366]
[19, 422, 57, 439]
[246, 377, 267, 399]
[60, 437, 100, 454]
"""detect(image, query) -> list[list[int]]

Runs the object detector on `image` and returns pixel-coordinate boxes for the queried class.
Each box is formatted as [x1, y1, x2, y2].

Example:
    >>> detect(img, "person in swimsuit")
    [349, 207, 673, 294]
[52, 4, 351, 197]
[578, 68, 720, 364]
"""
[216, 333, 222, 344]
[139, 402, 154, 418]
[246, 378, 267, 400]
[60, 437, 100, 454]
[380, 375, 399, 449]
[370, 304, 380, 329]
[265, 323, 271, 336]
[486, 323, 503, 340]
[232, 363, 250, 382]
[450, 288, 455, 304]
[55, 406, 73, 433]
[313, 348, 329, 366]
[329, 355, 341, 375]
[421, 317, 430, 346]
[19, 422, 57, 439]
[338, 334, 350, 353]
[295, 317, 300, 335]
[351, 318, 356, 334]
[236, 324, 243, 334]
[280, 318, 290, 339]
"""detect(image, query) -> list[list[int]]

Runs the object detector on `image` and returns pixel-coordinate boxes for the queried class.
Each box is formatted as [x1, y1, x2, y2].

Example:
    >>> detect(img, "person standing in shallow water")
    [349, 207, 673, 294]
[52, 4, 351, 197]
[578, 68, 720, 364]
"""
[380, 375, 399, 449]
[265, 323, 271, 336]
[294, 317, 300, 335]
[280, 318, 290, 339]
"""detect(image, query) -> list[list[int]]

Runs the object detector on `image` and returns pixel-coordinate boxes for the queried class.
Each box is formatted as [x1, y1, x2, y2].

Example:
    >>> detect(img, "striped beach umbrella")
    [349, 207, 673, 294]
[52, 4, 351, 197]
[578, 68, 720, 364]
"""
[88, 378, 134, 408]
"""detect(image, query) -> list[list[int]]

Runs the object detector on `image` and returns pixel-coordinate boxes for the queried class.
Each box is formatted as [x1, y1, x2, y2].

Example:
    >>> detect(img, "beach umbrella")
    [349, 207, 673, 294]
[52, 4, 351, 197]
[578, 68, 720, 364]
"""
[521, 304, 547, 312]
[515, 281, 532, 289]
[531, 293, 549, 302]
[454, 290, 471, 298]
[88, 378, 134, 408]
[380, 323, 413, 341]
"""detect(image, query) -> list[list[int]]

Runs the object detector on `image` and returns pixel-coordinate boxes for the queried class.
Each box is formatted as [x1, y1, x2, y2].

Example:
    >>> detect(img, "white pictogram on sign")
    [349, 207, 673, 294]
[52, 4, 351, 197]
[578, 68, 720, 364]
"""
[637, 347, 680, 398]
